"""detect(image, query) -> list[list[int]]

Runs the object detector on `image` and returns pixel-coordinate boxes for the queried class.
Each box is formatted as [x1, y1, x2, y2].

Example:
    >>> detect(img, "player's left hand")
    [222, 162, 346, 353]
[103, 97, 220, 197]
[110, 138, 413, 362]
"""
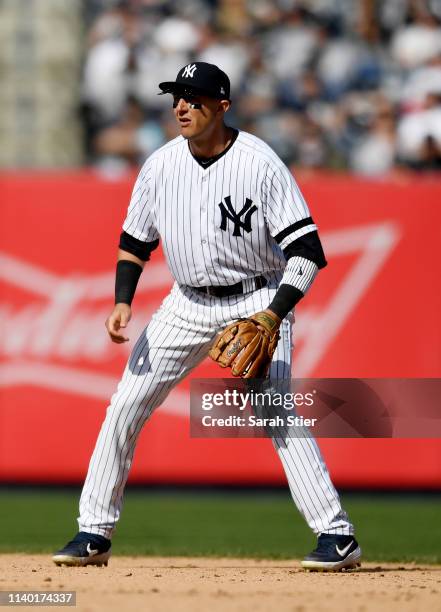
[209, 309, 281, 378]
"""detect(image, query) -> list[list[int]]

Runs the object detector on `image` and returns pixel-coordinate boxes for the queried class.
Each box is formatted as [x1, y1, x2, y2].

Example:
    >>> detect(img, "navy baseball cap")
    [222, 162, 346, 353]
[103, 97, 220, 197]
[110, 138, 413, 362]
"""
[159, 62, 230, 100]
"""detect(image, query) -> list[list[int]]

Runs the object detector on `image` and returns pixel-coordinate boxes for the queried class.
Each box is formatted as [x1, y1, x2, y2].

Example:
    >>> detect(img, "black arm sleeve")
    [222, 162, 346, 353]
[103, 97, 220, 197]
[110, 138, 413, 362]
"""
[115, 260, 143, 305]
[119, 231, 160, 262]
[268, 284, 304, 320]
[282, 230, 327, 269]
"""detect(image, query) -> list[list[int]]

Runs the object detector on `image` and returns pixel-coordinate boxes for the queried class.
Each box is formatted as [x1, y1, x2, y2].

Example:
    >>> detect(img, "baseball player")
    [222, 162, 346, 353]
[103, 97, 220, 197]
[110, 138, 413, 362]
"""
[53, 62, 361, 571]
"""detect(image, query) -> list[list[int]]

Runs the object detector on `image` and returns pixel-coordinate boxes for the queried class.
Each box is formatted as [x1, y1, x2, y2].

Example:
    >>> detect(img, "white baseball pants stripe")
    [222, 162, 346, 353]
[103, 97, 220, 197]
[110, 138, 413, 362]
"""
[79, 277, 353, 538]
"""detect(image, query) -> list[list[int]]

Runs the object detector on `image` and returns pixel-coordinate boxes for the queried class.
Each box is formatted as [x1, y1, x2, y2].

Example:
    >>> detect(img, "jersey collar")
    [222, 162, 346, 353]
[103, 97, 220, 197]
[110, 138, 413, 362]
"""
[188, 128, 239, 169]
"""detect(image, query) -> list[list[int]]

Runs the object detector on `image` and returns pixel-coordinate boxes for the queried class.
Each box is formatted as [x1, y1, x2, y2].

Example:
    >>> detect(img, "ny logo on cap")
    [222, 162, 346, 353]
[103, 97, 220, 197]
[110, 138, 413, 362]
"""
[182, 64, 197, 78]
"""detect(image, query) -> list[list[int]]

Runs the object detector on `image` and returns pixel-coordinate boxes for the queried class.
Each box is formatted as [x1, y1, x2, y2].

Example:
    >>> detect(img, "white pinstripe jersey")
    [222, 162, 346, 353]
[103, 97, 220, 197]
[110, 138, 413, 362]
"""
[123, 130, 317, 287]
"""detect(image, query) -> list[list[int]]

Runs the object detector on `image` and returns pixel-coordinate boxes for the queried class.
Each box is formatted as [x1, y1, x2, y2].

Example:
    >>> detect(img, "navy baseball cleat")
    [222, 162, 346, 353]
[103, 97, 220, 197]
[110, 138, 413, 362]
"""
[301, 534, 362, 571]
[52, 532, 111, 567]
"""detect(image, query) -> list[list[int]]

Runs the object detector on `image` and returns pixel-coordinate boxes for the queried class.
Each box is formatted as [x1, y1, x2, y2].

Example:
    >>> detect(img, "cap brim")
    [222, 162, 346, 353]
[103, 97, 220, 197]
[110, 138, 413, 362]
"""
[158, 82, 225, 99]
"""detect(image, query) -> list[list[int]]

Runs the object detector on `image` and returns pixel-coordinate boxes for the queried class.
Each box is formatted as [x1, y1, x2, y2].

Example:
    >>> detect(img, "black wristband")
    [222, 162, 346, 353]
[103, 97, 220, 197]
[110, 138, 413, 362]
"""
[268, 284, 304, 320]
[115, 260, 143, 306]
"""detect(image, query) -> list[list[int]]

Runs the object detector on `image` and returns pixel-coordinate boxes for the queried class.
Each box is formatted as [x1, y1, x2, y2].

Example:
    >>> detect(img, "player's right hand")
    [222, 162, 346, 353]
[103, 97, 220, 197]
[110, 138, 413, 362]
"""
[105, 303, 132, 343]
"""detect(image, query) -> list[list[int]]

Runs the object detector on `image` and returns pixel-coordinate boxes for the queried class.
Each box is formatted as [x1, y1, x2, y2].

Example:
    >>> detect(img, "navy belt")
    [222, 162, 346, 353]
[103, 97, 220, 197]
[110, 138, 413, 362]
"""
[189, 275, 267, 298]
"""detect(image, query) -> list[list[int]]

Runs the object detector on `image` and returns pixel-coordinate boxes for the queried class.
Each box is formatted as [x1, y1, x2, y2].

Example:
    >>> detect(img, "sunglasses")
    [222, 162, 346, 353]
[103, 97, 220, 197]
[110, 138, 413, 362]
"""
[172, 95, 202, 110]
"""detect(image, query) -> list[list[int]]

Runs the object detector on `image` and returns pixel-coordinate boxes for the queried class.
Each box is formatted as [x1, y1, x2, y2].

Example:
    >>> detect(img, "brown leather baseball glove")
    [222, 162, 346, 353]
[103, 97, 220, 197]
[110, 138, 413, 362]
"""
[208, 309, 281, 378]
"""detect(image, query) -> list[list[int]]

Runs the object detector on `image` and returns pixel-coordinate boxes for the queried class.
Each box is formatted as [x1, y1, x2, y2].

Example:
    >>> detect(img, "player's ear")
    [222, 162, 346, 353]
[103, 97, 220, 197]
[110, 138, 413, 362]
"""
[218, 99, 231, 115]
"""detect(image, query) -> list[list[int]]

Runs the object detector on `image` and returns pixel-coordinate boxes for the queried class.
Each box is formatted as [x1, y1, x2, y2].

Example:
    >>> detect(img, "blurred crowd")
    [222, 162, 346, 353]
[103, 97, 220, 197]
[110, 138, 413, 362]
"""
[81, 0, 441, 176]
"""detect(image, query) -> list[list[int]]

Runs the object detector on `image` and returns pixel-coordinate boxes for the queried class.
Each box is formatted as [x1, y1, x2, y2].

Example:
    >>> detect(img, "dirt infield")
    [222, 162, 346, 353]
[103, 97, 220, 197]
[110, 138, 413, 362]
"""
[0, 555, 440, 612]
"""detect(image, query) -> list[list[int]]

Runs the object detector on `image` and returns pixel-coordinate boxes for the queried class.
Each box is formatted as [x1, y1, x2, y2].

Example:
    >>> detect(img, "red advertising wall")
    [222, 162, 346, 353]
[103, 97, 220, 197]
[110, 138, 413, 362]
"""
[0, 171, 440, 488]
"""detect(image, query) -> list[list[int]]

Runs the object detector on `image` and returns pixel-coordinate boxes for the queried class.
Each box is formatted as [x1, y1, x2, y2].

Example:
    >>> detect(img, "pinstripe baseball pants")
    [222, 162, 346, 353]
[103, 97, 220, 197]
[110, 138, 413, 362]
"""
[79, 275, 353, 538]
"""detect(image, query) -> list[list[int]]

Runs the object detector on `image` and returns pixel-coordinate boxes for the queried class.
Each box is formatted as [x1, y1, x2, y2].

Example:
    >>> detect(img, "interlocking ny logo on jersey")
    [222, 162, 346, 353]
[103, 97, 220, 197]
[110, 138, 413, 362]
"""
[219, 196, 257, 237]
[182, 64, 197, 78]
